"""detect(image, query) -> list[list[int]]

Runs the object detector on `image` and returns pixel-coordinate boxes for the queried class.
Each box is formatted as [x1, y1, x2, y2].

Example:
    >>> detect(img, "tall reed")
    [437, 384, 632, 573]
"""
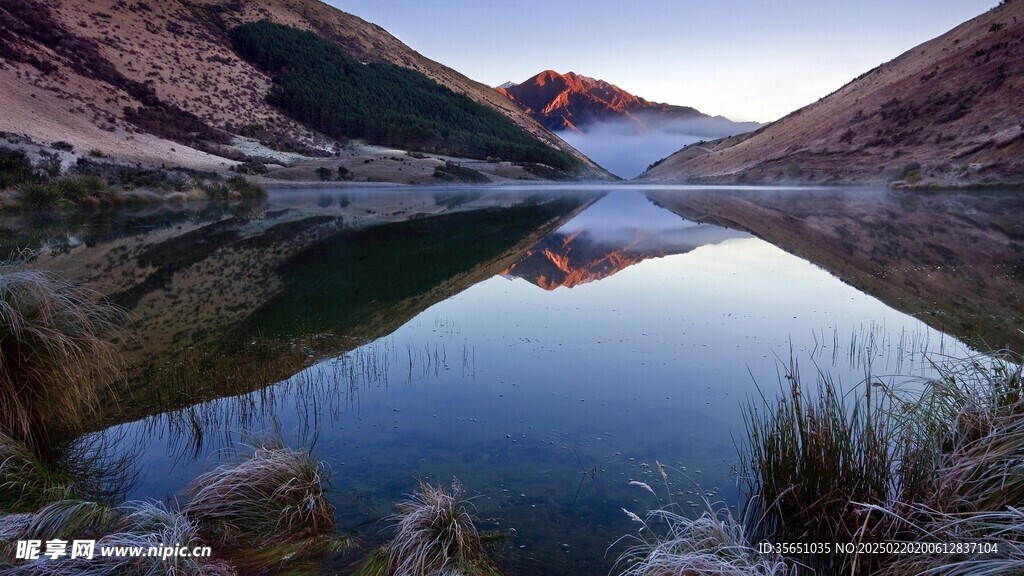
[739, 351, 1024, 574]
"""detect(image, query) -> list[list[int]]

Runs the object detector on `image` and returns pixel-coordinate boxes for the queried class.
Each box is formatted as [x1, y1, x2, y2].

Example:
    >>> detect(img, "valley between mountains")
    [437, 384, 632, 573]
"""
[2, 0, 1021, 193]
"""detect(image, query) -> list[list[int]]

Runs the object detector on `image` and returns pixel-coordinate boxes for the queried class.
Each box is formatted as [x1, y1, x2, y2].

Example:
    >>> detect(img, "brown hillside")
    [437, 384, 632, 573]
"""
[642, 0, 1024, 186]
[0, 0, 606, 176]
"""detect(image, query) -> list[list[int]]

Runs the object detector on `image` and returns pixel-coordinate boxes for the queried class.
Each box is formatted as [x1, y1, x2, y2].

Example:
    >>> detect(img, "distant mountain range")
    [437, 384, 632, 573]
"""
[497, 70, 760, 178]
[0, 0, 609, 182]
[641, 1, 1024, 186]
[498, 70, 759, 136]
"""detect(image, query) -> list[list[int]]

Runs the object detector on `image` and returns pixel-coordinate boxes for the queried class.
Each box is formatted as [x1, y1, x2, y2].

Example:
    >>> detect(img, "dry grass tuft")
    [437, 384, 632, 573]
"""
[1, 500, 236, 575]
[613, 506, 794, 576]
[873, 355, 1024, 576]
[181, 443, 336, 549]
[0, 267, 128, 447]
[356, 480, 500, 576]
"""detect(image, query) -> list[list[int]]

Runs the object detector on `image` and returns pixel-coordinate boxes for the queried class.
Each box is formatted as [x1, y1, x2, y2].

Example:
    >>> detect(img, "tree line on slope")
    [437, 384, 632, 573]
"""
[230, 21, 577, 171]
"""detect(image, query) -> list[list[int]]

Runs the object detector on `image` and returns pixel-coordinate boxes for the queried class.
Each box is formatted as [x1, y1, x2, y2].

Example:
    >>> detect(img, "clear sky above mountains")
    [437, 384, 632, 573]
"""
[332, 0, 998, 122]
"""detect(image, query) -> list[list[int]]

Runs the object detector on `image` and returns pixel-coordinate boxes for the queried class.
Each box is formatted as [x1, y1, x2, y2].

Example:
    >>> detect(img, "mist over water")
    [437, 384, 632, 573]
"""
[559, 115, 759, 179]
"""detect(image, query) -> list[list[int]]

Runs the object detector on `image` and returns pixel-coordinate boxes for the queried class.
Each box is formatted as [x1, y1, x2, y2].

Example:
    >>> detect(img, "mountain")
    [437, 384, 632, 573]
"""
[498, 70, 758, 136]
[641, 1, 1024, 186]
[0, 0, 609, 182]
[503, 190, 747, 290]
[498, 70, 759, 179]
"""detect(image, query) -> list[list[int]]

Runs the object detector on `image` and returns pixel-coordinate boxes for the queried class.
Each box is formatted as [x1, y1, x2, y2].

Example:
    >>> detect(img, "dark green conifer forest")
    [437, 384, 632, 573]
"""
[230, 21, 577, 170]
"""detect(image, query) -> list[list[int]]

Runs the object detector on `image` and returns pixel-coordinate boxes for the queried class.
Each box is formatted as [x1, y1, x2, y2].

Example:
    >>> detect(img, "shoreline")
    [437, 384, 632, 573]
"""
[3, 180, 1021, 214]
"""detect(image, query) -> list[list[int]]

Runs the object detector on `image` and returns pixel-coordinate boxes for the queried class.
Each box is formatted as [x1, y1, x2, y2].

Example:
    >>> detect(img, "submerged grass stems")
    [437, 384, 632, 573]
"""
[0, 267, 128, 447]
[356, 480, 500, 576]
[0, 429, 139, 517]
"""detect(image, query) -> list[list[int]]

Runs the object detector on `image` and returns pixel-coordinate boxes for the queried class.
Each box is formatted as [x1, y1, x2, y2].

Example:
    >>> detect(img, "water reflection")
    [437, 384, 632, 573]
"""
[101, 190, 968, 576]
[0, 190, 595, 436]
[4, 186, 1017, 575]
[504, 190, 748, 289]
[646, 187, 1024, 351]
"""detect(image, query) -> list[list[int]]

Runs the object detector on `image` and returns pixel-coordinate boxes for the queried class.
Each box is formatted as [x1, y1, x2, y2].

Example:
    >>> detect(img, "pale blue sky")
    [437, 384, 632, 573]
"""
[328, 1, 998, 122]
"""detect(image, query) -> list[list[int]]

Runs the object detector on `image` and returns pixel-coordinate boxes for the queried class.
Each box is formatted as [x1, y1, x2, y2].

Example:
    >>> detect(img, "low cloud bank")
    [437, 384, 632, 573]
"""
[560, 115, 760, 179]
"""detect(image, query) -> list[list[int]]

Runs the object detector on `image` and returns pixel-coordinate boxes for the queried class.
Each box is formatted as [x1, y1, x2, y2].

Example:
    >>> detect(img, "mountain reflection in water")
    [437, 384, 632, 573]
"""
[2, 185, 1016, 576]
[504, 190, 748, 289]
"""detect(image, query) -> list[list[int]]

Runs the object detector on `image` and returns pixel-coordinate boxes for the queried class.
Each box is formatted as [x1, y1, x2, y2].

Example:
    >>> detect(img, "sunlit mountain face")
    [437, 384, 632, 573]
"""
[497, 70, 761, 178]
[503, 190, 748, 289]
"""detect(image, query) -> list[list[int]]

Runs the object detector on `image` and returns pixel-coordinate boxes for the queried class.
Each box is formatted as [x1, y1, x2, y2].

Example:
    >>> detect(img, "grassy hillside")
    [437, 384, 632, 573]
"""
[230, 21, 577, 170]
[0, 0, 609, 180]
[641, 1, 1024, 186]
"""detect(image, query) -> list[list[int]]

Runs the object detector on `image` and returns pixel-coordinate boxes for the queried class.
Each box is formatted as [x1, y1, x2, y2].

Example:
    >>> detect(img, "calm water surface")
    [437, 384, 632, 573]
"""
[10, 185, 1016, 575]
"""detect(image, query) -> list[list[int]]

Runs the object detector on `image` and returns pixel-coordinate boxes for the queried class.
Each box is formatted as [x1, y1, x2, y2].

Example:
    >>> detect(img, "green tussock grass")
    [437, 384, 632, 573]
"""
[14, 176, 115, 210]
[739, 351, 1024, 575]
[199, 176, 265, 200]
[16, 183, 64, 210]
[0, 433, 75, 514]
[355, 480, 500, 576]
[740, 357, 902, 573]
[614, 347, 1024, 576]
[0, 267, 128, 447]
[225, 175, 263, 198]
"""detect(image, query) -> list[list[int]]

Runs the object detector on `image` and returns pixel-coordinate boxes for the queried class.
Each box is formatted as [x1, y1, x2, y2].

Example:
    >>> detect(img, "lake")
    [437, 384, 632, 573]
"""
[7, 185, 1022, 575]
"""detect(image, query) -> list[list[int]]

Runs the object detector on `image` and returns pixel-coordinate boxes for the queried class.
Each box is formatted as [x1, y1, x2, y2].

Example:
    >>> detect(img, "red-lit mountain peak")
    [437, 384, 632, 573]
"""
[499, 70, 704, 132]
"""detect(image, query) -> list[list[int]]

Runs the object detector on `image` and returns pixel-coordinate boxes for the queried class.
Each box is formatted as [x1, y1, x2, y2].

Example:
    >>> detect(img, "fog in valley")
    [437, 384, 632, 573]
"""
[559, 115, 760, 179]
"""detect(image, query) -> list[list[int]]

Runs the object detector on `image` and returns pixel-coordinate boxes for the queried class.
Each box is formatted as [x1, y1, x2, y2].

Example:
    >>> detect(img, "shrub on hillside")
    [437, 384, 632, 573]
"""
[0, 147, 35, 189]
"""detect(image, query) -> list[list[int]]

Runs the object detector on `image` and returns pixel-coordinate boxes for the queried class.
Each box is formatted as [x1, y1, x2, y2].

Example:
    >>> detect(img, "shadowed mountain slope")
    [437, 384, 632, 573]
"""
[641, 1, 1024, 186]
